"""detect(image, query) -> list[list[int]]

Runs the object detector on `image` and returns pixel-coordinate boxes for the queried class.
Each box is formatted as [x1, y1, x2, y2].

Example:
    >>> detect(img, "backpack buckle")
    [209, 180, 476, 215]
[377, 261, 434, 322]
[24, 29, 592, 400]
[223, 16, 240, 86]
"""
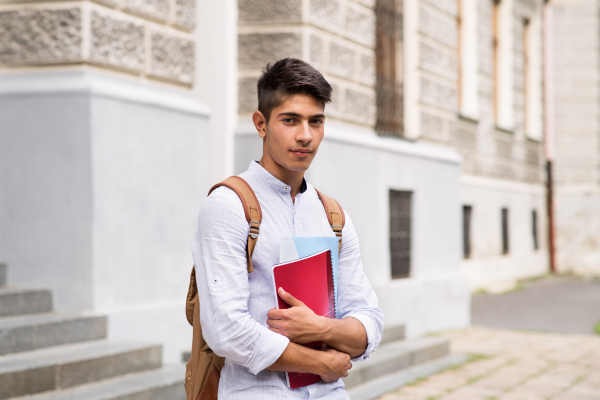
[249, 220, 260, 239]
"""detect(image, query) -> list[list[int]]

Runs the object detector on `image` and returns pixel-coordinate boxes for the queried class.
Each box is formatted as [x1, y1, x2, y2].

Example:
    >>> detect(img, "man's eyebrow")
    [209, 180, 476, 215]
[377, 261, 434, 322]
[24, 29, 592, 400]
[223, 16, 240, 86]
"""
[278, 112, 302, 118]
[277, 112, 326, 119]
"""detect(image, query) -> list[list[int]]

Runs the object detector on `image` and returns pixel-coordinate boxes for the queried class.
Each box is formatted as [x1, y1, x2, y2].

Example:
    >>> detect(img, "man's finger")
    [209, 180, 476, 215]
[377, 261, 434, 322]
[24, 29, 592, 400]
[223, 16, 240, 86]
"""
[266, 318, 285, 329]
[278, 287, 305, 307]
[267, 308, 286, 319]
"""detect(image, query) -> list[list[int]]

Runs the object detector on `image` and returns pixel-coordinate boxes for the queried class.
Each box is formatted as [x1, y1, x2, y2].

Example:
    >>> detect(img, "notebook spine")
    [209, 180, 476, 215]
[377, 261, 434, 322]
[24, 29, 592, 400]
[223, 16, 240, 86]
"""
[329, 250, 337, 319]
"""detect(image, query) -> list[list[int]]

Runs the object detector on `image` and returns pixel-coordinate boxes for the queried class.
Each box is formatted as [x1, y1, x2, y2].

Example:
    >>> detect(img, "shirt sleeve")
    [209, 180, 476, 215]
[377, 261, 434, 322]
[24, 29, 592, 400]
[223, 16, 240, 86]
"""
[336, 211, 384, 362]
[191, 190, 289, 375]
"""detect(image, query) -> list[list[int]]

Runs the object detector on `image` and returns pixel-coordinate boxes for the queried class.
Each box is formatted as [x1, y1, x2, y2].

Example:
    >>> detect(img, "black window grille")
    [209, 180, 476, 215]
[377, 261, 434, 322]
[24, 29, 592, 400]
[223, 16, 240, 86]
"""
[390, 190, 411, 278]
[375, 0, 404, 136]
[463, 205, 472, 259]
[532, 209, 538, 250]
[501, 208, 509, 254]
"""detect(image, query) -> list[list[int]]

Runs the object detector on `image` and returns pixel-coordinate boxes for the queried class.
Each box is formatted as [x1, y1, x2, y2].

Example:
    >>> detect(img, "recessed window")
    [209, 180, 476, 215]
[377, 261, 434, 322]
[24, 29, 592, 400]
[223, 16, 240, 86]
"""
[390, 190, 411, 278]
[532, 209, 538, 250]
[501, 208, 509, 254]
[463, 205, 473, 259]
[522, 18, 530, 133]
[375, 0, 404, 136]
[492, 0, 501, 123]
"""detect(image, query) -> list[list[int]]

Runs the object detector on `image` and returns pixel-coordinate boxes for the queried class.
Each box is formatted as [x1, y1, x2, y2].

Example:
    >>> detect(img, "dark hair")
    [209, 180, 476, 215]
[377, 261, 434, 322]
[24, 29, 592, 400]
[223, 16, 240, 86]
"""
[257, 58, 332, 122]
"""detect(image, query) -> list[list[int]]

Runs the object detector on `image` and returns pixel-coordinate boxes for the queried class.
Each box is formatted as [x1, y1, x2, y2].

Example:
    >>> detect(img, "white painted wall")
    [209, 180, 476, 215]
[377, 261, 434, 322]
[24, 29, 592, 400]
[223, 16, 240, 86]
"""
[195, 0, 238, 183]
[460, 175, 548, 292]
[235, 119, 470, 338]
[555, 187, 600, 276]
[0, 69, 211, 363]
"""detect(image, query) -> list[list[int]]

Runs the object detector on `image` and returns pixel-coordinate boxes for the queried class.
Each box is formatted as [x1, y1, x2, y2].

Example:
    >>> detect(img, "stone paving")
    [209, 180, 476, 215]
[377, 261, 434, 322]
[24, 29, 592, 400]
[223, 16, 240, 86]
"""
[377, 326, 600, 400]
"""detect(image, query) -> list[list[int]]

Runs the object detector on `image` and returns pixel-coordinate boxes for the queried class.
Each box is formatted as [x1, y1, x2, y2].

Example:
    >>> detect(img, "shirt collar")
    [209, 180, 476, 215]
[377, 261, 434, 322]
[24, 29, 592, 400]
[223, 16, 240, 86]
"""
[249, 161, 307, 195]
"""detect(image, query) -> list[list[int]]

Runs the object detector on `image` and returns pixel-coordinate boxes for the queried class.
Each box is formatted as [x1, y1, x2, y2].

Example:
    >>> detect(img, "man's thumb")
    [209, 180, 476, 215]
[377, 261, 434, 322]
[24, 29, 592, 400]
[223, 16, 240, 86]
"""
[278, 287, 303, 307]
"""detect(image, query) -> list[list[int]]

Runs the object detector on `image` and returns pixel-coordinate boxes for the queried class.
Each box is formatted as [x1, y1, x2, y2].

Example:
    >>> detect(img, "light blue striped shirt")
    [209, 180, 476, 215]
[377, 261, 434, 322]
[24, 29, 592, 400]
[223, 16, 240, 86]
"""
[192, 161, 384, 399]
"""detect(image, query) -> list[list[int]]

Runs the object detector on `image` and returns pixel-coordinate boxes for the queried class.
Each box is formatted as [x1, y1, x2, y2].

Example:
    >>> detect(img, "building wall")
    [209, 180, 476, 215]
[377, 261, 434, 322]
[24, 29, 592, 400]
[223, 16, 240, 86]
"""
[0, 0, 195, 86]
[553, 0, 600, 276]
[234, 0, 470, 336]
[415, 0, 548, 291]
[237, 0, 377, 127]
[0, 0, 210, 363]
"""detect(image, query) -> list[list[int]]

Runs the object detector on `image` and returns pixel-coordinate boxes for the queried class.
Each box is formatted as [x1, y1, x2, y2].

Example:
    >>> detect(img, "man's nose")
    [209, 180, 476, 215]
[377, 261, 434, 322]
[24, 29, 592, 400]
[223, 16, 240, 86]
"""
[296, 120, 312, 143]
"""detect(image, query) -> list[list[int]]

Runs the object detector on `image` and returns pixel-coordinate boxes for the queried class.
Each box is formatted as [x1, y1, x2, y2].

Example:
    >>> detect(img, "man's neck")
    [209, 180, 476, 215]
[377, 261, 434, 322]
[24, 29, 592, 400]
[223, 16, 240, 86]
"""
[258, 158, 305, 201]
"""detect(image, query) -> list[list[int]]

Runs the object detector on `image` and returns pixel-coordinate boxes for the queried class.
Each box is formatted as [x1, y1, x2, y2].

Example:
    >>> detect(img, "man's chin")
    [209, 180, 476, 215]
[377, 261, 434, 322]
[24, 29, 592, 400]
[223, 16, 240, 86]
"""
[284, 160, 312, 173]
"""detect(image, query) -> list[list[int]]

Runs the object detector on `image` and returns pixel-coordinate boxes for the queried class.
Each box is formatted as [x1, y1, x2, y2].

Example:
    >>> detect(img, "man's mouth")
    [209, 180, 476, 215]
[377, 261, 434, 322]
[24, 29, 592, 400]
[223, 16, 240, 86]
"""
[291, 149, 312, 158]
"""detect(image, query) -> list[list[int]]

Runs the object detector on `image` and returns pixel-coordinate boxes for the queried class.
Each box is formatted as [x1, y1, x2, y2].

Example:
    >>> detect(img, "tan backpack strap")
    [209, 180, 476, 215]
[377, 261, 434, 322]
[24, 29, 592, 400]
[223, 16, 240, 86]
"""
[314, 188, 345, 252]
[208, 176, 262, 273]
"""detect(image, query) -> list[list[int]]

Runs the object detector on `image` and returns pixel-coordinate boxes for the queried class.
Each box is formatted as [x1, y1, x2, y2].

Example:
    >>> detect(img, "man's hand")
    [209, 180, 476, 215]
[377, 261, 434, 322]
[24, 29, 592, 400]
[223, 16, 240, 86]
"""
[267, 287, 329, 344]
[319, 344, 352, 382]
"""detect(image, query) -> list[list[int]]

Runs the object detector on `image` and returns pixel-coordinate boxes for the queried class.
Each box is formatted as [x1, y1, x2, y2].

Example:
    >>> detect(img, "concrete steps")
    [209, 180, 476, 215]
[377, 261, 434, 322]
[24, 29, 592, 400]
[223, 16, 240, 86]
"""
[0, 288, 52, 318]
[343, 335, 452, 390]
[0, 340, 163, 399]
[14, 365, 186, 400]
[0, 312, 107, 356]
[347, 354, 468, 400]
[0, 263, 182, 400]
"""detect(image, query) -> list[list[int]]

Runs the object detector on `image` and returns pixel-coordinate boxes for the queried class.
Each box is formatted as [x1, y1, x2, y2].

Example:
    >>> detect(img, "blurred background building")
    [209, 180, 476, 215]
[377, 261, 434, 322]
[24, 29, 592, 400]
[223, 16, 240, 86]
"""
[0, 0, 597, 398]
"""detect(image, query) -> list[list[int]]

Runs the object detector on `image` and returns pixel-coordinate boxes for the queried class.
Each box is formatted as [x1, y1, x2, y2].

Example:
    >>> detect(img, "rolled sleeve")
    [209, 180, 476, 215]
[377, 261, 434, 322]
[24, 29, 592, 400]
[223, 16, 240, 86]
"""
[243, 327, 290, 375]
[345, 313, 380, 362]
[337, 212, 384, 362]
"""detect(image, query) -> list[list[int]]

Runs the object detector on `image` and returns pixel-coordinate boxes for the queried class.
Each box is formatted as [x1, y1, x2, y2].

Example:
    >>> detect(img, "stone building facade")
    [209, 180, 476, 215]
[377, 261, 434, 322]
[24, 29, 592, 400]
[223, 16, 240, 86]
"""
[233, 0, 549, 293]
[552, 0, 600, 276]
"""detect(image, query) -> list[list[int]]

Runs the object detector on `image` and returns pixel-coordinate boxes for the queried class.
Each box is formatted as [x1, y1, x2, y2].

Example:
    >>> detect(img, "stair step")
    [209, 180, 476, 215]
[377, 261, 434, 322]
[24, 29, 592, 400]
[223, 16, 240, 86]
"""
[0, 264, 6, 287]
[0, 312, 107, 356]
[13, 364, 185, 400]
[0, 340, 162, 399]
[343, 336, 450, 390]
[380, 324, 405, 345]
[0, 287, 52, 317]
[348, 354, 468, 400]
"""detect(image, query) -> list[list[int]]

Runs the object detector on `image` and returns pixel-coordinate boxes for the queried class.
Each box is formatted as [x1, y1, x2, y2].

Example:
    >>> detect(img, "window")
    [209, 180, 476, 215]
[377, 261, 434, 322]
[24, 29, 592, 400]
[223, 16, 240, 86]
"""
[492, 0, 514, 129]
[457, 0, 478, 117]
[375, 0, 403, 136]
[492, 0, 500, 123]
[390, 190, 411, 278]
[463, 205, 472, 258]
[522, 18, 530, 133]
[532, 209, 538, 250]
[501, 208, 509, 254]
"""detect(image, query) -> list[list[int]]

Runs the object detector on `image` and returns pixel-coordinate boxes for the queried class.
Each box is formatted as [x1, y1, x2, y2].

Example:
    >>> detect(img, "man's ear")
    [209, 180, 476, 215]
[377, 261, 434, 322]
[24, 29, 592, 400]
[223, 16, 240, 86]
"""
[253, 111, 267, 139]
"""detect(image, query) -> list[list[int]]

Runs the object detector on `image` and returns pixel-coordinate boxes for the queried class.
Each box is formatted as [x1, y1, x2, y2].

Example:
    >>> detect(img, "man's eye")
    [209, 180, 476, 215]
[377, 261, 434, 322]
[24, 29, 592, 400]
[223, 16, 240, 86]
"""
[311, 119, 323, 125]
[283, 118, 294, 123]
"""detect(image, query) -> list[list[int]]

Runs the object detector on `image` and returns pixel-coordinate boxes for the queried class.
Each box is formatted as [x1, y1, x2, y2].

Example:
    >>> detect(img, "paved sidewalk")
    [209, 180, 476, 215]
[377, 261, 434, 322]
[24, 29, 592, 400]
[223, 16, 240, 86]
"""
[472, 276, 600, 335]
[376, 327, 600, 400]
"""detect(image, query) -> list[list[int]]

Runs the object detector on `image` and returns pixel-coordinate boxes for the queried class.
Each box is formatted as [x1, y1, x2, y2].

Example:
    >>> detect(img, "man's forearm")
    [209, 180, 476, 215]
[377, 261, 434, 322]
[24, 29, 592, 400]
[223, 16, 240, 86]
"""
[265, 342, 326, 374]
[321, 316, 367, 358]
[266, 342, 352, 382]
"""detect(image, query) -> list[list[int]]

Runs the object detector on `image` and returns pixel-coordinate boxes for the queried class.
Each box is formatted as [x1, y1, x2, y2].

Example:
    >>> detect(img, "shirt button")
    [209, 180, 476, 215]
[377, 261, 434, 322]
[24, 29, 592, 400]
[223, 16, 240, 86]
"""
[284, 186, 290, 191]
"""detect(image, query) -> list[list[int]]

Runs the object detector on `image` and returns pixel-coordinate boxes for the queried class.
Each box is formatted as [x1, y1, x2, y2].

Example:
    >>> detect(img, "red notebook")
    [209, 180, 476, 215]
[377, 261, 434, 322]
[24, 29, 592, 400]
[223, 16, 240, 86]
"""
[272, 249, 335, 389]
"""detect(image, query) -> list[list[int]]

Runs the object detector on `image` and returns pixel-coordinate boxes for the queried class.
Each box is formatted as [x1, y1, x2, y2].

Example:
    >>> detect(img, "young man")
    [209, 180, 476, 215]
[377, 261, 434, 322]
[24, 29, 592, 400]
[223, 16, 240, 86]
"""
[192, 58, 383, 399]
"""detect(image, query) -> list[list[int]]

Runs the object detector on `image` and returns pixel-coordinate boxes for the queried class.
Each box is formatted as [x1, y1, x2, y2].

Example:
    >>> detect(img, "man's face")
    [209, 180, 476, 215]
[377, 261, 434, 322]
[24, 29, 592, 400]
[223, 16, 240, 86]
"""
[255, 93, 325, 173]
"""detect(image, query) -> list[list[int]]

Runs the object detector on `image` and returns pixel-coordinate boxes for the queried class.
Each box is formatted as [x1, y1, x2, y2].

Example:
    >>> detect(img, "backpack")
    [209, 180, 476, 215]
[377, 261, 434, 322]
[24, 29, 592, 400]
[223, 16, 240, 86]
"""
[184, 176, 345, 400]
